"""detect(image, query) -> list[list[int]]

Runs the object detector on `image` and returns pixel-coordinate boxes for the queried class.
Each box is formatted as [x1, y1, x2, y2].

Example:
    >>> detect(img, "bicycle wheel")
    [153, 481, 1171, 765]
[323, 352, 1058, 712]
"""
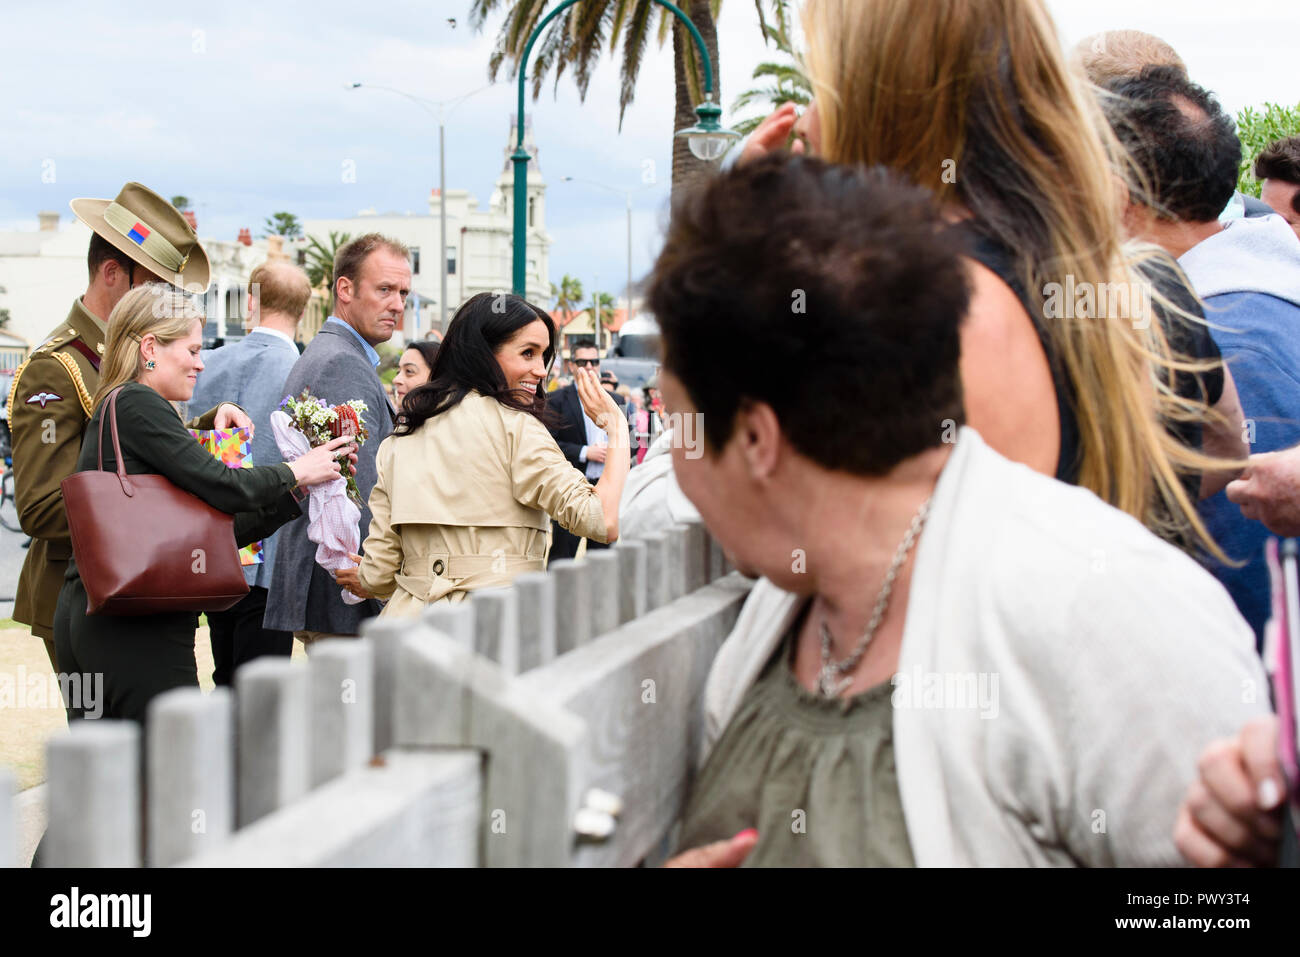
[0, 469, 23, 533]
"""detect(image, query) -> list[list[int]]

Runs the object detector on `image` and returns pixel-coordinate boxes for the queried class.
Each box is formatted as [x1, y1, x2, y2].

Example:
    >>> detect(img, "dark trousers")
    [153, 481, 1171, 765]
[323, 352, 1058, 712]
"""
[53, 576, 199, 724]
[206, 585, 293, 687]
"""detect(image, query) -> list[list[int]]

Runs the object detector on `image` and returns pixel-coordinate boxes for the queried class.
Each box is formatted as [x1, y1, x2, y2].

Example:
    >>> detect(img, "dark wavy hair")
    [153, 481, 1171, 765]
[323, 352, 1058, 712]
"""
[395, 291, 555, 436]
[402, 339, 441, 376]
[647, 153, 970, 476]
[1255, 135, 1300, 214]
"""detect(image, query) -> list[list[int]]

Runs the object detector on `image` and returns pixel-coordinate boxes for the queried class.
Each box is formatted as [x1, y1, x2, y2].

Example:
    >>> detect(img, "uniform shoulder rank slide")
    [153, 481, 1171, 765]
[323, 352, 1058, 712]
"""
[26, 391, 62, 408]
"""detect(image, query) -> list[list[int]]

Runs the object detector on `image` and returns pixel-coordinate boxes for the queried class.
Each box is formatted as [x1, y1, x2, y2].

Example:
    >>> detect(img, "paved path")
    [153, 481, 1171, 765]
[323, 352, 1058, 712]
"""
[0, 521, 30, 619]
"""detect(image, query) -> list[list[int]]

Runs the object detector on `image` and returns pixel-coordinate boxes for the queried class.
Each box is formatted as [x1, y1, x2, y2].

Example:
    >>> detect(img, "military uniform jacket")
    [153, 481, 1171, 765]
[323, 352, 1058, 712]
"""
[7, 299, 105, 638]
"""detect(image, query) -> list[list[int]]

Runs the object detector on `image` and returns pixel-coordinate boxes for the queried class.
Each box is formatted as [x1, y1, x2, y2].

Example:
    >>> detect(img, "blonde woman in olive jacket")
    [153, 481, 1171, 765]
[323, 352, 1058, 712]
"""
[335, 293, 628, 616]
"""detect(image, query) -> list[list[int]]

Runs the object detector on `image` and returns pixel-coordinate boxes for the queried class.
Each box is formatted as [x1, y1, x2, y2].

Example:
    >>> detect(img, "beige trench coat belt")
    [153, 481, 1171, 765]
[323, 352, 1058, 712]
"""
[394, 552, 546, 604]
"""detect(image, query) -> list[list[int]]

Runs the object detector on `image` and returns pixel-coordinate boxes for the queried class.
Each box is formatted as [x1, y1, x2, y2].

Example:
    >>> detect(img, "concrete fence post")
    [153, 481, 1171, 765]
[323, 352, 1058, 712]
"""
[614, 539, 648, 625]
[550, 559, 593, 654]
[471, 587, 521, 676]
[587, 551, 622, 638]
[147, 687, 234, 866]
[641, 532, 670, 611]
[309, 638, 375, 788]
[513, 571, 557, 672]
[45, 721, 140, 867]
[235, 658, 310, 827]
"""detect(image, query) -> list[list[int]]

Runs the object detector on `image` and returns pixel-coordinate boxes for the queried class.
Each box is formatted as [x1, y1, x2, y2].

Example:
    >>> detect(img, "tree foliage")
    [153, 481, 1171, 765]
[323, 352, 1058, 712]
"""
[730, 22, 808, 139]
[304, 231, 352, 315]
[551, 274, 584, 325]
[1236, 102, 1300, 197]
[469, 1, 789, 190]
[263, 211, 304, 239]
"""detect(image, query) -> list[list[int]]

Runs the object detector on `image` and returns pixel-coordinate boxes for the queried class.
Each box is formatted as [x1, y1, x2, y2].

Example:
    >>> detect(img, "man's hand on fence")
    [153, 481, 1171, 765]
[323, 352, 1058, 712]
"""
[662, 828, 758, 868]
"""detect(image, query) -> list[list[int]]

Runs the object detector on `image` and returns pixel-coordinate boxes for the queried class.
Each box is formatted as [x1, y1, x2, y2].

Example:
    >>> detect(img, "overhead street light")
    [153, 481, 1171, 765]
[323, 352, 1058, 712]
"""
[510, 0, 738, 296]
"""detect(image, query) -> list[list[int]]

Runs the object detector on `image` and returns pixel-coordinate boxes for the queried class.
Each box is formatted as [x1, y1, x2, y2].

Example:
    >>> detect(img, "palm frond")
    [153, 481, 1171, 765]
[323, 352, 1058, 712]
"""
[618, 0, 656, 129]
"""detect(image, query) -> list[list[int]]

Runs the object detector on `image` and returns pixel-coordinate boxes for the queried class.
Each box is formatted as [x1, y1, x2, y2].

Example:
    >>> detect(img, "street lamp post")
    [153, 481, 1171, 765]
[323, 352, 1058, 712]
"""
[349, 82, 493, 334]
[511, 0, 737, 297]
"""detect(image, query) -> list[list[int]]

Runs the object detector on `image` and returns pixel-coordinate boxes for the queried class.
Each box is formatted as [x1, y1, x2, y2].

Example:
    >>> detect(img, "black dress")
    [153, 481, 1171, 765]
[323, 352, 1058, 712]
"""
[52, 383, 302, 723]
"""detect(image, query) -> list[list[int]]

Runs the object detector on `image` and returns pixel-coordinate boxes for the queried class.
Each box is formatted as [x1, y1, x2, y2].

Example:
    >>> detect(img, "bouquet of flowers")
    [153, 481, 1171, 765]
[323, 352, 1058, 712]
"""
[276, 389, 370, 505]
[270, 388, 371, 605]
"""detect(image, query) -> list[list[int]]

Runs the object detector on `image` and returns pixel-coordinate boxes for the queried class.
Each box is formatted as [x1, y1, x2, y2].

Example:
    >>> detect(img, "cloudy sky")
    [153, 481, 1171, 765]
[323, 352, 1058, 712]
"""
[1, 0, 1296, 301]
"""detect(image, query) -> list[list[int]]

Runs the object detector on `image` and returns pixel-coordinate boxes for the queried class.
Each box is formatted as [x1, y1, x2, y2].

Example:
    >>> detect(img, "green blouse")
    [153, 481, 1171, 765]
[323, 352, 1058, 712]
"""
[676, 605, 914, 867]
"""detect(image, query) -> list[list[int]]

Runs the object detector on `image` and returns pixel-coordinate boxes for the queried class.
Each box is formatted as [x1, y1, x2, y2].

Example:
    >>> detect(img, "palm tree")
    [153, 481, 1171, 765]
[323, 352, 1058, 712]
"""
[304, 231, 352, 315]
[470, 1, 792, 193]
[593, 291, 617, 329]
[730, 22, 809, 139]
[552, 274, 584, 326]
[263, 212, 303, 239]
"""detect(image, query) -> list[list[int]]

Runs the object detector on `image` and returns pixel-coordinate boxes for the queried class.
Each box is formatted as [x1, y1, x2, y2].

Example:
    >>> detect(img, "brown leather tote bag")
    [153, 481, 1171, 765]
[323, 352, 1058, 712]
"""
[61, 386, 249, 615]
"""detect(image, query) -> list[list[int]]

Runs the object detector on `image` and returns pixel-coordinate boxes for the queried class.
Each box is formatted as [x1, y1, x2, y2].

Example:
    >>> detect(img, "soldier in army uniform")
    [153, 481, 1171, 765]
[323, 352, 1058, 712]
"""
[7, 183, 210, 671]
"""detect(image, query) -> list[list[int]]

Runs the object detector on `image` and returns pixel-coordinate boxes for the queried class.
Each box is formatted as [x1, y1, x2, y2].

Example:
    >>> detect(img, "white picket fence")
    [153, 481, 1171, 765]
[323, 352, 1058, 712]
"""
[3, 521, 752, 867]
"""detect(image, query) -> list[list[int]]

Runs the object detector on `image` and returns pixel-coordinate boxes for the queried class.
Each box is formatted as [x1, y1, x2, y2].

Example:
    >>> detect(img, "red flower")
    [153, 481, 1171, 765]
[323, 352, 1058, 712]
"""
[331, 404, 360, 438]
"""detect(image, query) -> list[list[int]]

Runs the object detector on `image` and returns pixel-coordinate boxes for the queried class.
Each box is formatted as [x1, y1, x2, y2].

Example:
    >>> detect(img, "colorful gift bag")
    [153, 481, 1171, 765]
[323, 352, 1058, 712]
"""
[188, 426, 264, 566]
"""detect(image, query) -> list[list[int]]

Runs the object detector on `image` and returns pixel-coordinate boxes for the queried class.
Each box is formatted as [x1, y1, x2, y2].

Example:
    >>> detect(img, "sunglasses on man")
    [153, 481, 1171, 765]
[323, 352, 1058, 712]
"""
[572, 358, 600, 367]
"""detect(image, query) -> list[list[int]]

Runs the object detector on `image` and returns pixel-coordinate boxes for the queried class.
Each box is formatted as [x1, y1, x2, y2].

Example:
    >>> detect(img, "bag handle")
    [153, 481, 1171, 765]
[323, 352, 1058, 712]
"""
[96, 385, 135, 496]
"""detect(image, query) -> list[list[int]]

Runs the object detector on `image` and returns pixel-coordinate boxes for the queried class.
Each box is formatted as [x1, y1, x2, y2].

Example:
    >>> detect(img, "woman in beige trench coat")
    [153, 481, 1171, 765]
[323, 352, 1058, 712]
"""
[334, 292, 630, 617]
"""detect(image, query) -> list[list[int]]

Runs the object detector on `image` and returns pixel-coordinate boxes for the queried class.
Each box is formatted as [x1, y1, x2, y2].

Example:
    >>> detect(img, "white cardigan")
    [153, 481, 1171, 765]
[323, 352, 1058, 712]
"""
[702, 428, 1270, 866]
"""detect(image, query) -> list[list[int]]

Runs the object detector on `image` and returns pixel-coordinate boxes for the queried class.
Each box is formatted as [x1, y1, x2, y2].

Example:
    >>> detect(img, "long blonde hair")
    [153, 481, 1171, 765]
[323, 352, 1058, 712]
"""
[802, 0, 1230, 554]
[94, 283, 205, 409]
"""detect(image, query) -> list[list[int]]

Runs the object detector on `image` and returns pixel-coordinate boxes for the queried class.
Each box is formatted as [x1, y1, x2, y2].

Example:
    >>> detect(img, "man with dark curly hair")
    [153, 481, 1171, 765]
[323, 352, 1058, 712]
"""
[1255, 135, 1300, 237]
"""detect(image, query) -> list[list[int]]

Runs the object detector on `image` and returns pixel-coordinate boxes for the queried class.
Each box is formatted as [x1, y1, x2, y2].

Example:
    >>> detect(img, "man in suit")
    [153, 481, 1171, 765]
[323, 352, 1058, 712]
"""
[188, 261, 311, 683]
[264, 234, 407, 642]
[546, 338, 630, 561]
[7, 183, 206, 673]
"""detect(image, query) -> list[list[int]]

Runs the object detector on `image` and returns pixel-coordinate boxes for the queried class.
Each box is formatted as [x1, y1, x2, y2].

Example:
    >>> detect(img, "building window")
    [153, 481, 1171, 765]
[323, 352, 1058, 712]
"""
[528, 197, 536, 228]
[296, 249, 307, 266]
[410, 248, 420, 275]
[447, 248, 457, 276]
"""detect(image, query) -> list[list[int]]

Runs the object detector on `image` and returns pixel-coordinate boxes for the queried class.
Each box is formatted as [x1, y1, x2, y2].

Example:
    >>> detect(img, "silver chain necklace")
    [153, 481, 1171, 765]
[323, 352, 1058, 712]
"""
[816, 498, 931, 698]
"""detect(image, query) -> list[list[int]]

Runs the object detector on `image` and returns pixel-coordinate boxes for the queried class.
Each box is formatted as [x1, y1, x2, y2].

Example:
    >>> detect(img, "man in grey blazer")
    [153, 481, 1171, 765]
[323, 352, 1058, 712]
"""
[264, 234, 407, 641]
[189, 261, 312, 683]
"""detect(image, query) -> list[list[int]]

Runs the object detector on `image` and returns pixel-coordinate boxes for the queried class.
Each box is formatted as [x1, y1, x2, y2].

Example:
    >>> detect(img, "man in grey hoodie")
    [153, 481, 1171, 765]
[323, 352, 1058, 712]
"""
[1106, 66, 1300, 646]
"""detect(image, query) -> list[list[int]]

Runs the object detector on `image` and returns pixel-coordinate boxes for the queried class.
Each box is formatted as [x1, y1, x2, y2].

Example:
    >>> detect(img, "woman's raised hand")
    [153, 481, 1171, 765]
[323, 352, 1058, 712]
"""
[289, 435, 357, 488]
[738, 102, 804, 167]
[575, 367, 627, 443]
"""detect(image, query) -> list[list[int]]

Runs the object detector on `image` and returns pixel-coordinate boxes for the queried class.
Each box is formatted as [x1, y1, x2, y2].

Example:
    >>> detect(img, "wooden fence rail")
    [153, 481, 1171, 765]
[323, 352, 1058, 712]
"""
[6, 521, 752, 867]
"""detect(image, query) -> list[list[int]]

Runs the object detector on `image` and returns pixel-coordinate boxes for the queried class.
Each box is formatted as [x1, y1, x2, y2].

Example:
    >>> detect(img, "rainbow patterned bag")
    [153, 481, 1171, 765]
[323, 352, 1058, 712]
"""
[187, 426, 264, 566]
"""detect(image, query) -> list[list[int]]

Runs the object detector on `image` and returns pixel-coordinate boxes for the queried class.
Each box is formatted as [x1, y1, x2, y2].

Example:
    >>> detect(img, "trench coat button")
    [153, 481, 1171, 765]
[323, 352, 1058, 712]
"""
[432, 560, 445, 576]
